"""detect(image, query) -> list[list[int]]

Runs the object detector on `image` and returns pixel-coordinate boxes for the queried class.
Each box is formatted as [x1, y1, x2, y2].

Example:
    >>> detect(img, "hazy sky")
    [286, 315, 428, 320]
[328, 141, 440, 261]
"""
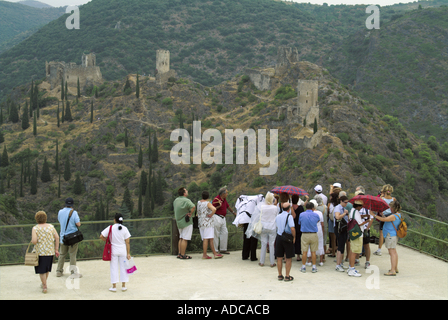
[7, 0, 413, 8]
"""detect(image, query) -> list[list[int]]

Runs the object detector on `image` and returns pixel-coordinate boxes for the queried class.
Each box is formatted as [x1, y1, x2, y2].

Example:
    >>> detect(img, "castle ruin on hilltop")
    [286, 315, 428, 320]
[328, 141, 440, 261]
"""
[45, 53, 102, 90]
[155, 49, 177, 84]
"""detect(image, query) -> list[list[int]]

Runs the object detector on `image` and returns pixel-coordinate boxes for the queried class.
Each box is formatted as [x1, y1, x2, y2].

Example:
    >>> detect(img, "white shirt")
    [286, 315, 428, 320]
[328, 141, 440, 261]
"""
[101, 224, 131, 256]
[260, 204, 278, 231]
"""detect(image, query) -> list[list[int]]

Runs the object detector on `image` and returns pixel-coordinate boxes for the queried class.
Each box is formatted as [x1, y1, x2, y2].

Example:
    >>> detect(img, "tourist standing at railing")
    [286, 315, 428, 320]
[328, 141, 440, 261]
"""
[100, 213, 131, 292]
[56, 197, 82, 278]
[275, 202, 296, 282]
[197, 191, 222, 260]
[374, 184, 396, 256]
[173, 187, 195, 260]
[374, 200, 401, 276]
[31, 211, 59, 294]
[334, 196, 350, 272]
[258, 192, 278, 268]
[212, 187, 236, 255]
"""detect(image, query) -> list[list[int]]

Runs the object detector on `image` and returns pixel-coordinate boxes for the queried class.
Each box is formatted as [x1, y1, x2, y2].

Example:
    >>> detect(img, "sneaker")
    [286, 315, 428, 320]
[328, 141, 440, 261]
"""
[373, 250, 382, 256]
[365, 262, 371, 269]
[348, 269, 362, 277]
[122, 287, 127, 291]
[301, 266, 306, 273]
[335, 265, 345, 272]
[355, 259, 360, 266]
[340, 263, 348, 269]
[306, 262, 312, 266]
[319, 262, 324, 266]
[109, 287, 117, 292]
[312, 267, 318, 273]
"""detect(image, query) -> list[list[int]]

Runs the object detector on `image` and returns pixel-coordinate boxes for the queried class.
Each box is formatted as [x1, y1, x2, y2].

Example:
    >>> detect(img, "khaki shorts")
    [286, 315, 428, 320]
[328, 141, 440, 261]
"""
[301, 233, 318, 253]
[350, 236, 363, 254]
[385, 233, 398, 249]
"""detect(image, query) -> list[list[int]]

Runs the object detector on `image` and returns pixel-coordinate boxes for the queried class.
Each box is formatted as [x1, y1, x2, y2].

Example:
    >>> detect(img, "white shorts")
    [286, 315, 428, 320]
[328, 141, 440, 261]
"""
[179, 224, 193, 240]
[200, 227, 214, 240]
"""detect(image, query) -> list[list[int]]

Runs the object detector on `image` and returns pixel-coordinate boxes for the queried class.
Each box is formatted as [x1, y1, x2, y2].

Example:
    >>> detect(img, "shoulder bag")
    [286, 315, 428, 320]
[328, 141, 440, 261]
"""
[102, 225, 112, 261]
[253, 207, 263, 234]
[280, 214, 294, 243]
[24, 241, 39, 266]
[62, 208, 84, 246]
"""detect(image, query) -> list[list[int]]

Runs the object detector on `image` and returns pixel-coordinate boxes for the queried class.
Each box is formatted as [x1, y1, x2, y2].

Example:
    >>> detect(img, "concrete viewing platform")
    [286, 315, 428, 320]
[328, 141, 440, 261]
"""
[1, 244, 447, 300]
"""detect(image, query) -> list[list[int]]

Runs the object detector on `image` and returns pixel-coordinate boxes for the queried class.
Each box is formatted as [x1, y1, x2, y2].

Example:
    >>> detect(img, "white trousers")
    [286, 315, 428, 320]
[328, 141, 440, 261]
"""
[260, 230, 276, 266]
[110, 255, 129, 284]
[213, 215, 228, 252]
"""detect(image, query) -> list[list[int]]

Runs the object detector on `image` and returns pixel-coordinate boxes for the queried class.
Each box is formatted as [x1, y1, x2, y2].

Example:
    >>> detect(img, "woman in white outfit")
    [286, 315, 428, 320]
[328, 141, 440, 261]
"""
[259, 192, 278, 267]
[306, 200, 325, 266]
[197, 191, 223, 259]
[100, 213, 131, 292]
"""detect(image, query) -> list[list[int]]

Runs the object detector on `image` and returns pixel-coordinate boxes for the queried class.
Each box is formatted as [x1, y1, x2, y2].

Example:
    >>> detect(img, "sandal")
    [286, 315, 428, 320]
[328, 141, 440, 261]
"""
[202, 255, 212, 259]
[284, 276, 294, 282]
[278, 275, 284, 281]
[384, 272, 396, 276]
[179, 255, 192, 259]
[214, 254, 223, 259]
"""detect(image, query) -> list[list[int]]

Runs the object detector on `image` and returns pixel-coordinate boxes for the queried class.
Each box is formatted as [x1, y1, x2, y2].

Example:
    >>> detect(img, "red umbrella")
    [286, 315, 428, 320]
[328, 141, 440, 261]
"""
[271, 185, 309, 196]
[349, 195, 390, 212]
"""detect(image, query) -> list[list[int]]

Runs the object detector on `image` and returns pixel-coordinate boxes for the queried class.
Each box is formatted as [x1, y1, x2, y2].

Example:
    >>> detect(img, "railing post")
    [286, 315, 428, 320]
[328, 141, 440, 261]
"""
[171, 218, 179, 256]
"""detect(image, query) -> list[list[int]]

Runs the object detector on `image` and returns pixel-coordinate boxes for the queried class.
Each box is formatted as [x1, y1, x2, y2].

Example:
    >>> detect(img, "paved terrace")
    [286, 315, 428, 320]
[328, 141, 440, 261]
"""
[0, 244, 447, 300]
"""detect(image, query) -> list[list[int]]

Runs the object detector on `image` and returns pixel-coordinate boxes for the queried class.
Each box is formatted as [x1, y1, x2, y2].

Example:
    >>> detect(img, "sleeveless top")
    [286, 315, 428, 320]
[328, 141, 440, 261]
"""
[197, 201, 214, 229]
[381, 197, 394, 216]
[33, 224, 56, 256]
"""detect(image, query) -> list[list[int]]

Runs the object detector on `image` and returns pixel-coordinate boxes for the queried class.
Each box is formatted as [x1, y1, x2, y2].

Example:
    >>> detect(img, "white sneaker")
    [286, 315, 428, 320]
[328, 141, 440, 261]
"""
[109, 287, 117, 292]
[348, 269, 362, 277]
[319, 262, 324, 266]
[335, 265, 345, 272]
[306, 262, 312, 266]
[373, 250, 382, 256]
[122, 287, 127, 291]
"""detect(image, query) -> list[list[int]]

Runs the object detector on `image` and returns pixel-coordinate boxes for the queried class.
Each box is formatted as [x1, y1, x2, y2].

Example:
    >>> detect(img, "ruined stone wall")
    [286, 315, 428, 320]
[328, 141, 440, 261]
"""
[244, 68, 273, 91]
[275, 46, 299, 76]
[297, 79, 319, 125]
[46, 53, 102, 90]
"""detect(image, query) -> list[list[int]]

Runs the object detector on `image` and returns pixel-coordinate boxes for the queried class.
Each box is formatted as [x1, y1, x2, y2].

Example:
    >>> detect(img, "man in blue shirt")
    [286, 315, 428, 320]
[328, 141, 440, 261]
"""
[56, 197, 82, 278]
[275, 202, 296, 282]
[299, 202, 320, 273]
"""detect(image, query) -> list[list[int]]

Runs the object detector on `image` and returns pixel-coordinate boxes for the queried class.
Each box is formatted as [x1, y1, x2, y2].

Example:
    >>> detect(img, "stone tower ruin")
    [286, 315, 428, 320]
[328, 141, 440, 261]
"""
[46, 53, 102, 90]
[297, 79, 319, 126]
[275, 46, 299, 76]
[155, 49, 177, 84]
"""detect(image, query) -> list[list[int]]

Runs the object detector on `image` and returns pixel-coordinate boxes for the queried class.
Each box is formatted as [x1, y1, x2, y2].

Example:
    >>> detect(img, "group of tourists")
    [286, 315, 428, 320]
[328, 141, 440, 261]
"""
[28, 182, 403, 293]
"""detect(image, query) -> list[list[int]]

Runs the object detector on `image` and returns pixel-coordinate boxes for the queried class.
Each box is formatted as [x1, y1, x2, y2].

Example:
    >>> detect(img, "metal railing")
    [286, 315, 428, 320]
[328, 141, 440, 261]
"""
[397, 210, 448, 262]
[0, 217, 244, 266]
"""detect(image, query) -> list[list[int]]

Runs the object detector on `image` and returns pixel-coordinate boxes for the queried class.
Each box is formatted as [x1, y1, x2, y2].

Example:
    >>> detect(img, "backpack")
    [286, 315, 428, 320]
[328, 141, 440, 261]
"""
[348, 208, 362, 241]
[392, 213, 407, 239]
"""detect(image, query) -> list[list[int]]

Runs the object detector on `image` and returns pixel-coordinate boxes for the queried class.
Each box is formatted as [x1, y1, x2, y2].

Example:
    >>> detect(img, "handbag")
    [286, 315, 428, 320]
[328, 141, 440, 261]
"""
[24, 241, 39, 266]
[124, 257, 137, 274]
[102, 225, 112, 261]
[63, 209, 84, 246]
[348, 209, 362, 241]
[280, 214, 294, 243]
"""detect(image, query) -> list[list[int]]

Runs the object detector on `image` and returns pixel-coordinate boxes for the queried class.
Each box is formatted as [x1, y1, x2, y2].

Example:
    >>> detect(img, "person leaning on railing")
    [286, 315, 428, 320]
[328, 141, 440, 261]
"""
[373, 200, 401, 276]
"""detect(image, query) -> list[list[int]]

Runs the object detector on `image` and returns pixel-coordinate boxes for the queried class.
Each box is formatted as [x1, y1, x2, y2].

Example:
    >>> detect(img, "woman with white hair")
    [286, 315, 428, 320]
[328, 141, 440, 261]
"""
[258, 192, 278, 267]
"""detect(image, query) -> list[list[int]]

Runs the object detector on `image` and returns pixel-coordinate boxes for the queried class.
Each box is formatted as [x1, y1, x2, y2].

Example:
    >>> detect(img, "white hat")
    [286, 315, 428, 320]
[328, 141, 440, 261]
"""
[333, 182, 342, 188]
[310, 199, 318, 208]
[314, 184, 323, 192]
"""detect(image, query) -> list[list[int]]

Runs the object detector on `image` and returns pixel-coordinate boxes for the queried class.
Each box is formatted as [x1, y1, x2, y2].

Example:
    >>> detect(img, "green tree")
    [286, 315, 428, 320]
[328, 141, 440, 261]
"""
[151, 131, 158, 162]
[138, 145, 143, 168]
[124, 127, 128, 147]
[143, 176, 151, 217]
[61, 79, 64, 101]
[136, 72, 140, 98]
[1, 145, 9, 167]
[64, 156, 71, 181]
[73, 172, 82, 195]
[55, 139, 59, 172]
[41, 156, 51, 182]
[313, 117, 318, 134]
[30, 168, 37, 195]
[21, 103, 29, 130]
[64, 101, 72, 122]
[65, 81, 68, 101]
[90, 100, 93, 124]
[33, 111, 37, 136]
[8, 102, 19, 123]
[77, 77, 81, 98]
[122, 186, 133, 214]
